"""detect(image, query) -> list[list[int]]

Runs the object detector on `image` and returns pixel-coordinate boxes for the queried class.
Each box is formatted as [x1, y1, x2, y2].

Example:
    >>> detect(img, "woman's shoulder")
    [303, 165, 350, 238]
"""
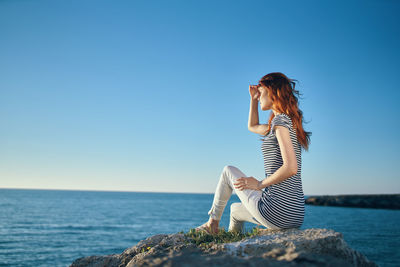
[272, 113, 293, 129]
[274, 113, 292, 120]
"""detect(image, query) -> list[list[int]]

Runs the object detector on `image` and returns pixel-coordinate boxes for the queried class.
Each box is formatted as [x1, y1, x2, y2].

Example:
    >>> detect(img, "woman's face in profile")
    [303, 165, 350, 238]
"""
[258, 86, 273, 111]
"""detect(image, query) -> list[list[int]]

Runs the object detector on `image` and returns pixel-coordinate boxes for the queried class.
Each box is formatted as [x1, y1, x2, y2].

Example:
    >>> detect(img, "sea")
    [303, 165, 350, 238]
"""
[0, 188, 399, 267]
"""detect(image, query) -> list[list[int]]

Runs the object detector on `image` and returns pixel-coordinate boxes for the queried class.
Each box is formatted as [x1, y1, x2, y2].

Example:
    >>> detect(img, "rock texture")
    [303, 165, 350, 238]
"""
[305, 194, 400, 209]
[70, 228, 377, 267]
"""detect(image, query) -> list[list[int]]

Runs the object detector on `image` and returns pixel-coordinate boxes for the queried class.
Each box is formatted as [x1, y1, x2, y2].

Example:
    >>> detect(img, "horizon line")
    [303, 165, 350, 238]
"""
[0, 187, 398, 196]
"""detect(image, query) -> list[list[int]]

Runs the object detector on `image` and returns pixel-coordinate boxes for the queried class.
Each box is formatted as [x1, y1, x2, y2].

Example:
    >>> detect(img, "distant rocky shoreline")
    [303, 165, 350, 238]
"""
[70, 228, 377, 267]
[305, 194, 400, 209]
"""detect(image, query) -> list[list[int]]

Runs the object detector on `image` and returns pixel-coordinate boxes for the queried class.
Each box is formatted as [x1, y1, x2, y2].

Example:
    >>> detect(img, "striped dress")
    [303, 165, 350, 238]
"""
[257, 113, 305, 229]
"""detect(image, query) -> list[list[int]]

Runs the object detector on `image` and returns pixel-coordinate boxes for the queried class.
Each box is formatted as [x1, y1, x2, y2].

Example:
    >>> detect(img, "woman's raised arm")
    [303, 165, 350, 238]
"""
[248, 85, 268, 135]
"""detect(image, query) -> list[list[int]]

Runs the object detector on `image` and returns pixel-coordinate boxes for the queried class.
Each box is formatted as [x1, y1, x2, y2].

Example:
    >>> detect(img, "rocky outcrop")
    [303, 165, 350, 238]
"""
[70, 228, 377, 267]
[305, 194, 400, 209]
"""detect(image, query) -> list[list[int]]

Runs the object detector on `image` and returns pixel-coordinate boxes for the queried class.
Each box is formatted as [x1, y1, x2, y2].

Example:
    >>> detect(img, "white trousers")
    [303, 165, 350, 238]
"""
[208, 165, 281, 232]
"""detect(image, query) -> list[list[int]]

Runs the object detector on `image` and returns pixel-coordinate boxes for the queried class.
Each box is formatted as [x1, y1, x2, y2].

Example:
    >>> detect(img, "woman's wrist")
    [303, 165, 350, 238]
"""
[258, 179, 269, 190]
[250, 98, 258, 104]
[258, 180, 264, 190]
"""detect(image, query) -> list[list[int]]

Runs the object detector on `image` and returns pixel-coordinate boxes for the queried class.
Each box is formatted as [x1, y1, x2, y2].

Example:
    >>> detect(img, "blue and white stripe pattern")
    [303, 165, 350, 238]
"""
[257, 113, 305, 229]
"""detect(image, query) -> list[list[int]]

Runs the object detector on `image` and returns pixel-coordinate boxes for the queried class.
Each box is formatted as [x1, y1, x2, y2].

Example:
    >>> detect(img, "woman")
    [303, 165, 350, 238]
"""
[195, 72, 311, 234]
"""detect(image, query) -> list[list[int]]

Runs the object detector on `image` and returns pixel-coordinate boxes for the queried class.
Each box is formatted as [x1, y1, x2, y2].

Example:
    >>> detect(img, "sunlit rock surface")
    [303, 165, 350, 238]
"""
[70, 228, 377, 267]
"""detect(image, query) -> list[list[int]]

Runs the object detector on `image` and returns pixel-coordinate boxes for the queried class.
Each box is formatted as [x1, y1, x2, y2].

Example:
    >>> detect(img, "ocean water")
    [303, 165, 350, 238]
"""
[0, 189, 399, 267]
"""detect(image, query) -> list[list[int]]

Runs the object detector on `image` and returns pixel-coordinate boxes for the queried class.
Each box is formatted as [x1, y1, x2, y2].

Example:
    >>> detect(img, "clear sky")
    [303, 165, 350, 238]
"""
[1, 0, 399, 195]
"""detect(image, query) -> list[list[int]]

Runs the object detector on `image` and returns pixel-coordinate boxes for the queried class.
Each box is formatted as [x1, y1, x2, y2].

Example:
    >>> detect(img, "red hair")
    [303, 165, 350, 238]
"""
[258, 72, 311, 151]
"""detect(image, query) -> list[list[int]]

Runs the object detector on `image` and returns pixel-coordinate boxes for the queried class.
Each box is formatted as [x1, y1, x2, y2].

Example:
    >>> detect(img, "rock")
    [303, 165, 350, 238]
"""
[305, 194, 400, 209]
[69, 228, 377, 267]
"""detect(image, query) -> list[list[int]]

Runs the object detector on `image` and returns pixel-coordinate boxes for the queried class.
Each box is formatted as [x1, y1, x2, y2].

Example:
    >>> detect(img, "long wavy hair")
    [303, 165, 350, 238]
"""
[258, 72, 312, 151]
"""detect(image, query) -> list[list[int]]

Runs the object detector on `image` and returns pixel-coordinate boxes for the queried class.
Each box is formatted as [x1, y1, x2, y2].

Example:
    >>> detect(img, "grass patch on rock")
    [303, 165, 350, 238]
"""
[178, 226, 263, 249]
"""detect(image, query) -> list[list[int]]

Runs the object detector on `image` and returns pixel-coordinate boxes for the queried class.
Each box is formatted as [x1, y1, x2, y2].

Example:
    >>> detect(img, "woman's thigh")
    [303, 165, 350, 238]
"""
[224, 165, 281, 229]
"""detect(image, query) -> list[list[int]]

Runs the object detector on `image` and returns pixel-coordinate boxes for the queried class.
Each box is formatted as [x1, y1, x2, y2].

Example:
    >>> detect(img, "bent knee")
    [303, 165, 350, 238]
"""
[224, 165, 233, 173]
[224, 165, 239, 174]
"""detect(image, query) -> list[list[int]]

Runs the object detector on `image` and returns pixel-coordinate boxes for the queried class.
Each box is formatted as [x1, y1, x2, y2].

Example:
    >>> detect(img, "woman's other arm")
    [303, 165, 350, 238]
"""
[258, 125, 298, 189]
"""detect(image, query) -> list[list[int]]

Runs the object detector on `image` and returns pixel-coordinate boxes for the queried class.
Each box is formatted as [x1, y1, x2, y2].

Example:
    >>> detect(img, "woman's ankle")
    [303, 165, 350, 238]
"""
[208, 218, 220, 226]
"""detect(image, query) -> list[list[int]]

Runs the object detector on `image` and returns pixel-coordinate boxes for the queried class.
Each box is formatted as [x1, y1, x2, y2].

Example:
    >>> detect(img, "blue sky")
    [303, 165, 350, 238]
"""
[1, 0, 399, 194]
